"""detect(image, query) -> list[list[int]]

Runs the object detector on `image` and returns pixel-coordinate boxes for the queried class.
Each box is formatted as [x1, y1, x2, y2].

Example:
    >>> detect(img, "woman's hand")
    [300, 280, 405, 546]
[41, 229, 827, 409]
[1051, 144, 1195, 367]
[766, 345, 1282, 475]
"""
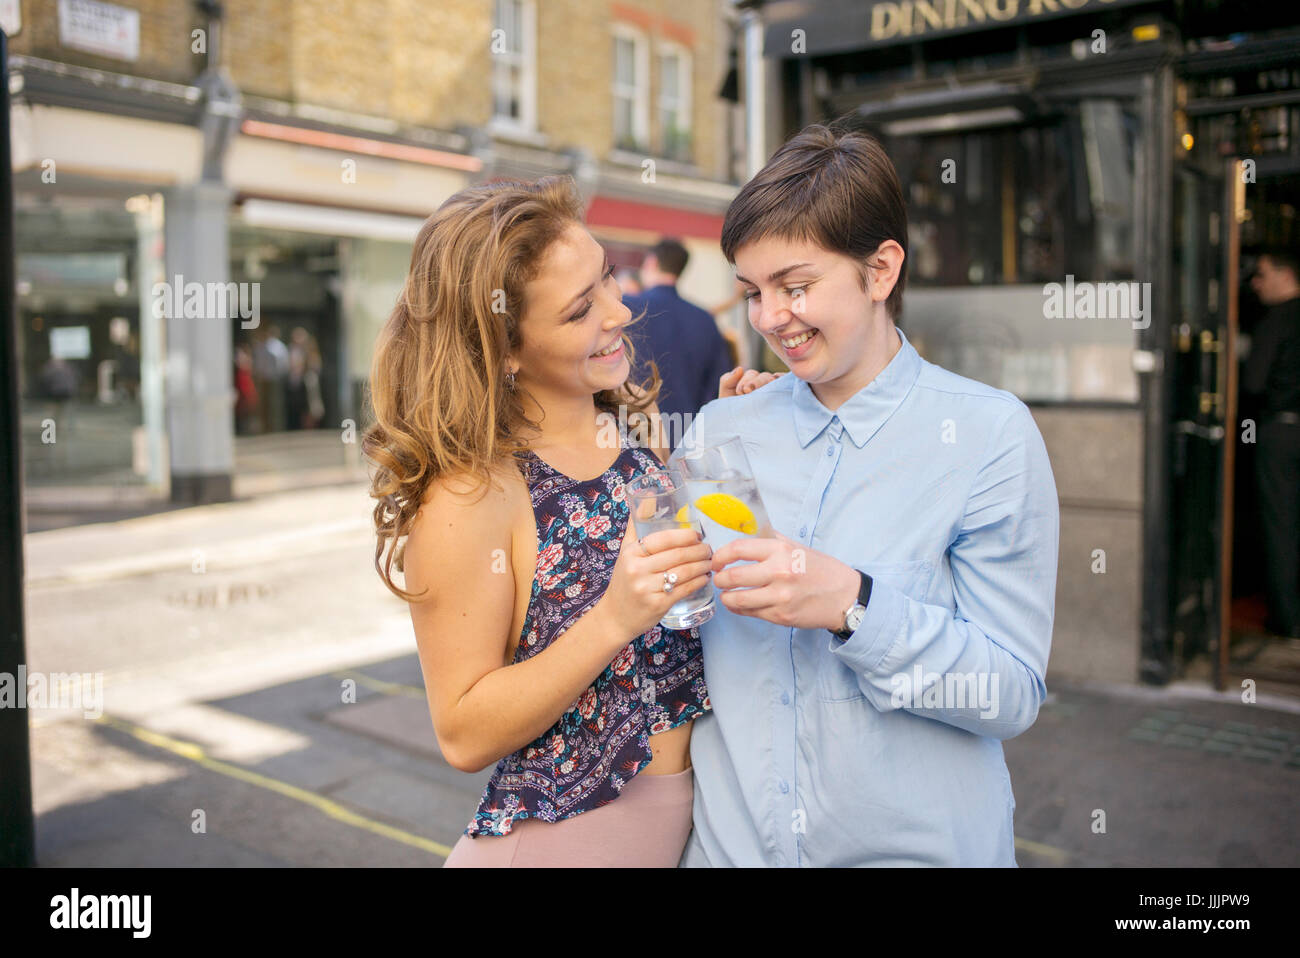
[600, 519, 714, 639]
[710, 530, 860, 631]
[719, 366, 785, 399]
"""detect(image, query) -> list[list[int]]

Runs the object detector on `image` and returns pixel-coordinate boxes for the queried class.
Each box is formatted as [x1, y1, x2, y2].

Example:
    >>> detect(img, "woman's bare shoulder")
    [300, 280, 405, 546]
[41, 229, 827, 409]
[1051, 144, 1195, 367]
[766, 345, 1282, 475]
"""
[411, 457, 531, 536]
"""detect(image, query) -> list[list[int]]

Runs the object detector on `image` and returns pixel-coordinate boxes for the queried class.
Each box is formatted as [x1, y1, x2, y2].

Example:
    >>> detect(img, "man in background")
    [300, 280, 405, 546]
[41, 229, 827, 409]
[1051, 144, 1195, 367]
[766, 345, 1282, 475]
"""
[252, 324, 288, 434]
[1243, 247, 1300, 639]
[623, 238, 733, 448]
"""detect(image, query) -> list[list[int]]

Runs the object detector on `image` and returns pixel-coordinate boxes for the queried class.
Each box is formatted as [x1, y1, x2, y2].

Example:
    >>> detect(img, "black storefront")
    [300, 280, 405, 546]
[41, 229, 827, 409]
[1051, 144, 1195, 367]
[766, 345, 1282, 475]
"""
[754, 0, 1300, 690]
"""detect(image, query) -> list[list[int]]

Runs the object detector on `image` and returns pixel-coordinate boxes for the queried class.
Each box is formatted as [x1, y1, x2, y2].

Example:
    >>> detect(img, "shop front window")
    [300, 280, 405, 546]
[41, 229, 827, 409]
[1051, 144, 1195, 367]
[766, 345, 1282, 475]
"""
[882, 99, 1143, 402]
[229, 224, 341, 437]
[15, 192, 164, 488]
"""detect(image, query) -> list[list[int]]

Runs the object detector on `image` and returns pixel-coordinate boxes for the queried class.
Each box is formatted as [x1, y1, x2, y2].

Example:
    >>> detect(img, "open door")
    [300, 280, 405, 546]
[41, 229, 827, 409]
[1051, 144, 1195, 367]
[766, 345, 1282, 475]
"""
[1167, 159, 1242, 687]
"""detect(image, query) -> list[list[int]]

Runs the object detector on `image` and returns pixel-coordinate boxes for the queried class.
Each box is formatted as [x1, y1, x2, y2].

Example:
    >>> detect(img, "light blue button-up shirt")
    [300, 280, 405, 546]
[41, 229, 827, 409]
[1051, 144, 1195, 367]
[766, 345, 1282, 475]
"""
[668, 325, 1059, 867]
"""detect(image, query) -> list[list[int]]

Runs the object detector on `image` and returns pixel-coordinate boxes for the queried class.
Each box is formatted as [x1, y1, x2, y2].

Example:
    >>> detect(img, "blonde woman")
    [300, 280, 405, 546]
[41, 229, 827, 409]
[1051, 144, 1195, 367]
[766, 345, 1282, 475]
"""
[363, 176, 770, 867]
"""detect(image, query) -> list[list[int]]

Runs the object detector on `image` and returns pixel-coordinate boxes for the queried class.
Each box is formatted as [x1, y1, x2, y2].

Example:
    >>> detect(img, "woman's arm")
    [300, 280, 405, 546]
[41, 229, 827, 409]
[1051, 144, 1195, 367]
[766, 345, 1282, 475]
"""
[405, 465, 713, 773]
[404, 470, 636, 773]
[710, 403, 1058, 741]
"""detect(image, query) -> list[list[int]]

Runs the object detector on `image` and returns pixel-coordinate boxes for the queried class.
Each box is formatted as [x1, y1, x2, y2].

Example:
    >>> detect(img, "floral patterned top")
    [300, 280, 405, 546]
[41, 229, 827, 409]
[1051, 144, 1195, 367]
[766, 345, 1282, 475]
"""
[463, 431, 712, 838]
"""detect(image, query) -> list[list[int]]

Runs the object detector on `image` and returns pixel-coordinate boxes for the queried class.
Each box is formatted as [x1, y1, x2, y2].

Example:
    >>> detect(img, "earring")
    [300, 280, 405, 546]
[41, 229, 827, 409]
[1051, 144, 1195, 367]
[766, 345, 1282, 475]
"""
[506, 368, 516, 389]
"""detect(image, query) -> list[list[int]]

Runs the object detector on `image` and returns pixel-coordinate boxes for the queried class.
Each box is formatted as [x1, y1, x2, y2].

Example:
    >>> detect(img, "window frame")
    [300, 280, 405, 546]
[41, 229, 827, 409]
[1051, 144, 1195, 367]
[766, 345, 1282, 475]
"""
[656, 40, 693, 163]
[611, 23, 650, 154]
[490, 0, 537, 134]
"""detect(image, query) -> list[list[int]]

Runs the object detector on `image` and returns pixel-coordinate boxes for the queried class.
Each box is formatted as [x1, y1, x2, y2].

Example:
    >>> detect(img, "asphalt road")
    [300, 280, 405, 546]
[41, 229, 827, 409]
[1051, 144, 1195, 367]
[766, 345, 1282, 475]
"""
[20, 483, 1300, 867]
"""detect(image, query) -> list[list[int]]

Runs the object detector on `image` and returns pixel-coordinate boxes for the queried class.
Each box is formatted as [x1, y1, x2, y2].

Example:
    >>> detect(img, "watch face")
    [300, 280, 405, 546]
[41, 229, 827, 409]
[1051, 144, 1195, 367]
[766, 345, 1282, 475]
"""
[846, 605, 866, 632]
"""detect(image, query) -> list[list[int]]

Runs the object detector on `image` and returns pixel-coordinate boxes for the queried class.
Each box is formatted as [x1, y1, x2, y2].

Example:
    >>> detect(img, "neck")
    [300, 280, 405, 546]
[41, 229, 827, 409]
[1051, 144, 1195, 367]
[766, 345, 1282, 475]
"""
[516, 383, 601, 450]
[810, 318, 902, 412]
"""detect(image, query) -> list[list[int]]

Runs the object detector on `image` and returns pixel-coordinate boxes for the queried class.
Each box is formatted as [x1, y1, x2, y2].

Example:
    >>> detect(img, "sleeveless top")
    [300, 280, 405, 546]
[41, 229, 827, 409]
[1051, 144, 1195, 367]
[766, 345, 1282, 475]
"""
[463, 431, 712, 838]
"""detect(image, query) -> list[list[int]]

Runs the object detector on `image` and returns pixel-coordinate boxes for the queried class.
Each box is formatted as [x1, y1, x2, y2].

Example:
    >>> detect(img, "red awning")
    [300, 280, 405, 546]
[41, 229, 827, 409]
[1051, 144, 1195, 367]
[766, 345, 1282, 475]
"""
[585, 195, 725, 241]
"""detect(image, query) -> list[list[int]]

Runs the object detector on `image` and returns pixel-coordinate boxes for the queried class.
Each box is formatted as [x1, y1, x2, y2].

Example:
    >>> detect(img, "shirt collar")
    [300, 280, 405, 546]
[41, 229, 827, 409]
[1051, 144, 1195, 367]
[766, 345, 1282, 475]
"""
[791, 325, 922, 448]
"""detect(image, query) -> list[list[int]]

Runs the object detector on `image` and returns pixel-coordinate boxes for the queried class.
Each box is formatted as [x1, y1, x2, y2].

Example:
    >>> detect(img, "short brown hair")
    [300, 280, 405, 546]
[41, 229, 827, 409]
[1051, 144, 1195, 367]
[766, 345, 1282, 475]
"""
[1259, 246, 1300, 283]
[721, 123, 908, 320]
[650, 237, 689, 277]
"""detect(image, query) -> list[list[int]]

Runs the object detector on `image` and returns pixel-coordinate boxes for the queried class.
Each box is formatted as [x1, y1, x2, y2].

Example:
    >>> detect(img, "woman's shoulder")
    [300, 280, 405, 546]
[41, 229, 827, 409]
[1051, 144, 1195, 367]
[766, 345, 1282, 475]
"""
[413, 457, 531, 533]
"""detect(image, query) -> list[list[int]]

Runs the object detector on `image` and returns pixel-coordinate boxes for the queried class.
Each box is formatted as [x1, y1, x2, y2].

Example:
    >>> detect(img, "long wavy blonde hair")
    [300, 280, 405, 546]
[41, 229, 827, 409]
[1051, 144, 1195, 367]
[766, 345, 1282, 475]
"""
[362, 175, 660, 600]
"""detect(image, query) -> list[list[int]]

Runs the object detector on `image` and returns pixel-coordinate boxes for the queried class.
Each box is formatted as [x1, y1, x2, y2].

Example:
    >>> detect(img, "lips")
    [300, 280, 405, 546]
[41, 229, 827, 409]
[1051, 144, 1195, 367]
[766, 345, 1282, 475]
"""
[779, 329, 817, 349]
[590, 338, 624, 359]
[777, 328, 819, 358]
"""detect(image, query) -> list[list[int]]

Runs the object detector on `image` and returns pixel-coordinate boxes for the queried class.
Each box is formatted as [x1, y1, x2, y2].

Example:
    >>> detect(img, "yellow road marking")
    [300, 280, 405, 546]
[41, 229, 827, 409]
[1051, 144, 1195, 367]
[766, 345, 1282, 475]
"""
[1014, 835, 1069, 865]
[93, 713, 452, 859]
[333, 669, 426, 699]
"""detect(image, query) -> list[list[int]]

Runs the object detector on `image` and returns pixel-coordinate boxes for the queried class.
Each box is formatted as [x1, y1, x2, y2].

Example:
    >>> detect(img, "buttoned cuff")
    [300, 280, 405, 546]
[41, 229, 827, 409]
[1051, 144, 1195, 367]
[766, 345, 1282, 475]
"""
[826, 575, 908, 676]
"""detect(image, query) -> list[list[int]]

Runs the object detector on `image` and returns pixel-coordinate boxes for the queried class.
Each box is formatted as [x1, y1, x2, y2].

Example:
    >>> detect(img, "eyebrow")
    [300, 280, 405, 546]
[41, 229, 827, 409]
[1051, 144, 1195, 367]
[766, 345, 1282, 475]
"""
[734, 262, 815, 286]
[562, 249, 610, 315]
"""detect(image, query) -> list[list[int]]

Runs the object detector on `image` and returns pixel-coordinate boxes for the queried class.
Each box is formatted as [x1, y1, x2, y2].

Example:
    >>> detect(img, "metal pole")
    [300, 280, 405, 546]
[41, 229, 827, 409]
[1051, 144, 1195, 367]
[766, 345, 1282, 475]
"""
[0, 27, 38, 867]
[742, 4, 766, 179]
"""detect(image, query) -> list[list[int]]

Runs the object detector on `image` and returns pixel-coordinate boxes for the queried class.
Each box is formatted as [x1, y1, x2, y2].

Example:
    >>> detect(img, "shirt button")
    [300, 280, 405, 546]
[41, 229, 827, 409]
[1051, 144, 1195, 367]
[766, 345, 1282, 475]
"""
[826, 446, 834, 456]
[798, 525, 807, 537]
[780, 780, 790, 794]
[781, 692, 790, 705]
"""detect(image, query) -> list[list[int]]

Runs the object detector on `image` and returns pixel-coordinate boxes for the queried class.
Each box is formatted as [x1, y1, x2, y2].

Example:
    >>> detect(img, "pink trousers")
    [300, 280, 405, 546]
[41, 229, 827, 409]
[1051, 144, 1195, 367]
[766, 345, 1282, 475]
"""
[442, 766, 694, 868]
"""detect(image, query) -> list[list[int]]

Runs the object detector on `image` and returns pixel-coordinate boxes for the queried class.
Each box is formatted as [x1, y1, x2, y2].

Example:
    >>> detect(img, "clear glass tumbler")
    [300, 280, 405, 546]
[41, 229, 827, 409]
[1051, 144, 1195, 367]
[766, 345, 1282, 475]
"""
[673, 436, 775, 552]
[626, 470, 716, 630]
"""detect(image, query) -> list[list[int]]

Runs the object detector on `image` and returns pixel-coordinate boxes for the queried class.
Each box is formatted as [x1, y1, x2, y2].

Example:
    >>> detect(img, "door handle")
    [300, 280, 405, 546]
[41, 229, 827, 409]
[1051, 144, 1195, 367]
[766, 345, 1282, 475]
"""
[1174, 420, 1224, 442]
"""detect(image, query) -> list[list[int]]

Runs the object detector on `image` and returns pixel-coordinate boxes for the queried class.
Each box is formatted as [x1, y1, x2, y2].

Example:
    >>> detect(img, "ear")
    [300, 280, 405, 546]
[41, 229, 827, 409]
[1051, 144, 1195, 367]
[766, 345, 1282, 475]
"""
[863, 240, 905, 305]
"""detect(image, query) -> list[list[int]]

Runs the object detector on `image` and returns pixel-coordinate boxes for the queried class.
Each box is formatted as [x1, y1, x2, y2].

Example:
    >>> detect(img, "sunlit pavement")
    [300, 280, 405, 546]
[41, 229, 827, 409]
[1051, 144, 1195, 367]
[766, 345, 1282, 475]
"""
[21, 484, 1300, 867]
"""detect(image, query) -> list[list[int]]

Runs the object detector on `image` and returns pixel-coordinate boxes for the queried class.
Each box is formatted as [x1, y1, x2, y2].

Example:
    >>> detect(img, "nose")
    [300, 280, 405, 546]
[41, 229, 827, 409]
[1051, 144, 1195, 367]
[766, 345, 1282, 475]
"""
[604, 295, 631, 330]
[751, 293, 789, 335]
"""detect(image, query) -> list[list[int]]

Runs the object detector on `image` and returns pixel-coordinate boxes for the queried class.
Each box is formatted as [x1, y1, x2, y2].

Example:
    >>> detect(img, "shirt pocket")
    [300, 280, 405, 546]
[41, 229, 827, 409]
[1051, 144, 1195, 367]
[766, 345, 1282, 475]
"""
[816, 557, 935, 703]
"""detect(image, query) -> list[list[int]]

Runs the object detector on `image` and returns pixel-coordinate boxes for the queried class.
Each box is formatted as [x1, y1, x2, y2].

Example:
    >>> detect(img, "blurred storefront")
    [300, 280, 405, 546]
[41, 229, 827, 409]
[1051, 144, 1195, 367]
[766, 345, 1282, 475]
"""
[6, 0, 744, 512]
[756, 0, 1300, 688]
[6, 53, 476, 504]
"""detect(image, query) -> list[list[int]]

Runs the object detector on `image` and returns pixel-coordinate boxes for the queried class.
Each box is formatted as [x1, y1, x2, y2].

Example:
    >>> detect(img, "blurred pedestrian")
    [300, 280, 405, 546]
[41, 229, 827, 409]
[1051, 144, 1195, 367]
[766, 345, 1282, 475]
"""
[252, 324, 288, 433]
[233, 343, 259, 435]
[623, 238, 734, 449]
[286, 327, 324, 430]
[1244, 246, 1300, 638]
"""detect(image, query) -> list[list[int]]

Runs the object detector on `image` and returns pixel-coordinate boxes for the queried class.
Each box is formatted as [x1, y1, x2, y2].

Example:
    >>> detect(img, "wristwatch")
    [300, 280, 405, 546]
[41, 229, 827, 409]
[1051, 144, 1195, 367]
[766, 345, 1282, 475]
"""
[830, 570, 873, 642]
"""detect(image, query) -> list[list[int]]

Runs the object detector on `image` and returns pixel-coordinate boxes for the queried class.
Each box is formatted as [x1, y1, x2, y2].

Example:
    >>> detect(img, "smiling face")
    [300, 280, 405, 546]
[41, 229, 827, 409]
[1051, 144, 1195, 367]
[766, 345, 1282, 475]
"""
[734, 235, 904, 409]
[511, 221, 632, 405]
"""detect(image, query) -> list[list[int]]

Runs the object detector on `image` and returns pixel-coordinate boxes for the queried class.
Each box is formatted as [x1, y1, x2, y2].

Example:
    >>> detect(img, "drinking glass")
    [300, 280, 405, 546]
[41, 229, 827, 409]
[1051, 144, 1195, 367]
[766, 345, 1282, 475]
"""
[626, 470, 716, 629]
[673, 436, 774, 553]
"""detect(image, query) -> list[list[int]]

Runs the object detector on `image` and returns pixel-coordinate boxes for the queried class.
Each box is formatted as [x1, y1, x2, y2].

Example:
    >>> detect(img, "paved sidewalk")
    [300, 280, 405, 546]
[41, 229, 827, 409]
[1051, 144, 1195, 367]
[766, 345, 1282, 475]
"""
[19, 480, 1300, 867]
[29, 651, 1300, 867]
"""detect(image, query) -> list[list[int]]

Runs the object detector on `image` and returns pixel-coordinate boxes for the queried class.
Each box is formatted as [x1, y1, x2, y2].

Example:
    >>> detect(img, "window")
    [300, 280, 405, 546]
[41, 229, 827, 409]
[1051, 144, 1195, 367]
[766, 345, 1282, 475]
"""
[612, 25, 649, 153]
[491, 0, 536, 132]
[657, 44, 692, 162]
[879, 100, 1144, 402]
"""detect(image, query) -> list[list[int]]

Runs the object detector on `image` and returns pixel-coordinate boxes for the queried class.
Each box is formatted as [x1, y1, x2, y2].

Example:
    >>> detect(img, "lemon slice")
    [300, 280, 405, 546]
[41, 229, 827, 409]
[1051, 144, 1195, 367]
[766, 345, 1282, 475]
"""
[693, 493, 758, 534]
[674, 505, 694, 529]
